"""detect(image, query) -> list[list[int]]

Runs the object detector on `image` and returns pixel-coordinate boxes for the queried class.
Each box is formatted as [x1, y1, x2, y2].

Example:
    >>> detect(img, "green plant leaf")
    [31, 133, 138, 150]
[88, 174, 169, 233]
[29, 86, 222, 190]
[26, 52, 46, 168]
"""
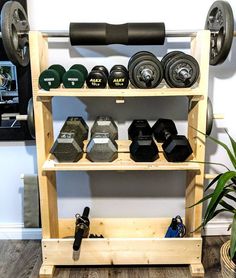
[187, 193, 213, 208]
[192, 127, 236, 169]
[225, 193, 236, 203]
[219, 200, 235, 213]
[204, 171, 236, 225]
[207, 135, 236, 169]
[194, 209, 230, 232]
[230, 212, 236, 259]
[225, 129, 236, 159]
[205, 174, 222, 192]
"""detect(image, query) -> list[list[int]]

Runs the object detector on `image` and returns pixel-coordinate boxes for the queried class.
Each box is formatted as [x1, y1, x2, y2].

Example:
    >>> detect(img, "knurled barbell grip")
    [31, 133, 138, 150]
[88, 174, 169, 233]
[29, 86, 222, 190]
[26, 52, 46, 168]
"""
[69, 23, 166, 45]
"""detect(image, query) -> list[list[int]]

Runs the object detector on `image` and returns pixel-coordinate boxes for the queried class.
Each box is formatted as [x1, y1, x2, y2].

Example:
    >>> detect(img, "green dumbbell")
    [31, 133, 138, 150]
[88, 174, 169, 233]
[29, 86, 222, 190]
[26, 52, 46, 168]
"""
[39, 64, 66, 91]
[62, 64, 88, 88]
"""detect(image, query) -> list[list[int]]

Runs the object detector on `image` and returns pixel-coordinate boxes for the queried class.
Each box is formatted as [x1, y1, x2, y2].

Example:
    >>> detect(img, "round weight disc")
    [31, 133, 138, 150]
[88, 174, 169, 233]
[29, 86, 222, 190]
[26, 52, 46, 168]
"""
[161, 51, 185, 69]
[130, 56, 163, 88]
[205, 1, 234, 65]
[206, 97, 213, 136]
[128, 51, 156, 70]
[165, 54, 200, 88]
[27, 98, 35, 139]
[1, 1, 30, 67]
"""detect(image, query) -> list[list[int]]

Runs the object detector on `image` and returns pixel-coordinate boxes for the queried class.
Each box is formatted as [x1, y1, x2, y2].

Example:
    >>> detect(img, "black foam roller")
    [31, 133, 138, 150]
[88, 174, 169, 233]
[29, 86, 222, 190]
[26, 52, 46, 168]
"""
[70, 23, 165, 45]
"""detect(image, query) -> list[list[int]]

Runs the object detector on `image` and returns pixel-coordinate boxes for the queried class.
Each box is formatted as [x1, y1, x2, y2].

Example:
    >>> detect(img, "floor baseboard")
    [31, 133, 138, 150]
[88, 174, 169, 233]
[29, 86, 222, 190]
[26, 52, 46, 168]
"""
[0, 223, 41, 240]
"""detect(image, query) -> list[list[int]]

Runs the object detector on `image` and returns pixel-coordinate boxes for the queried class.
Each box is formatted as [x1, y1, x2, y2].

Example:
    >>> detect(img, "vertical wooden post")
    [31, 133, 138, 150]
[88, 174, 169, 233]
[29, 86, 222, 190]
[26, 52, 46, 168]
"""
[29, 32, 59, 238]
[185, 31, 210, 237]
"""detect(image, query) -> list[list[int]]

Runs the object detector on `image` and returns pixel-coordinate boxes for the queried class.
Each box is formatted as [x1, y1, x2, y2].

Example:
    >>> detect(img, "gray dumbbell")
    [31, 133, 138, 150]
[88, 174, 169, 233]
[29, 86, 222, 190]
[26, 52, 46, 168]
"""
[50, 117, 88, 162]
[86, 116, 118, 162]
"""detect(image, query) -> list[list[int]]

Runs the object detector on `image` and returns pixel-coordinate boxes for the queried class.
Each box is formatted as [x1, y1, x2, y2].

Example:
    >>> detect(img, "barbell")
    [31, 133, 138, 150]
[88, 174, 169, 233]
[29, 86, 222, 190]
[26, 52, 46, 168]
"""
[2, 98, 35, 138]
[2, 96, 217, 139]
[0, 1, 235, 67]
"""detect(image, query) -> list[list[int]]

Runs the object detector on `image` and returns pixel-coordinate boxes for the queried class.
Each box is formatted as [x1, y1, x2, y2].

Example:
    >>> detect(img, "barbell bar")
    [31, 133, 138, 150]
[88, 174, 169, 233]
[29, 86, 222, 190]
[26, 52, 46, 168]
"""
[1, 29, 236, 39]
[0, 1, 235, 67]
[1, 98, 35, 139]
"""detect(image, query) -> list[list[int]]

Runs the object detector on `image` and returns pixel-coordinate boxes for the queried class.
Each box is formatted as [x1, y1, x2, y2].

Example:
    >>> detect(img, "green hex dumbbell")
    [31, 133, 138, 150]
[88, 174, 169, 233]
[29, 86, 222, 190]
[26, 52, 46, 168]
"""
[39, 64, 66, 91]
[62, 64, 88, 88]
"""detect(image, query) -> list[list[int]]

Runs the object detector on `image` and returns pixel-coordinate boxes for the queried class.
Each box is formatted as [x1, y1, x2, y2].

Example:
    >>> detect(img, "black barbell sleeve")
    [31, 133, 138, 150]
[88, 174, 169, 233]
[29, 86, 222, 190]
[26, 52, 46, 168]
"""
[69, 23, 165, 45]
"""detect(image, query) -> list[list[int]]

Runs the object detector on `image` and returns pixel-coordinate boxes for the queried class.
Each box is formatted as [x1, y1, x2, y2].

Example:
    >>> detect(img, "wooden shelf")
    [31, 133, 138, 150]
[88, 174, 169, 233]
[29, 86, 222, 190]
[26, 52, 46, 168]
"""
[43, 153, 200, 171]
[29, 30, 210, 277]
[37, 86, 204, 98]
[42, 218, 202, 267]
[43, 140, 200, 171]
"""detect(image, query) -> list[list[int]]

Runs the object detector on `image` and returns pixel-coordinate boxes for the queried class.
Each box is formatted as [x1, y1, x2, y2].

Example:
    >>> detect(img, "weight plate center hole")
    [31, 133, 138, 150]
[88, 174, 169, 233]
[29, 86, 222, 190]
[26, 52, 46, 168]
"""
[217, 27, 225, 53]
[11, 24, 19, 50]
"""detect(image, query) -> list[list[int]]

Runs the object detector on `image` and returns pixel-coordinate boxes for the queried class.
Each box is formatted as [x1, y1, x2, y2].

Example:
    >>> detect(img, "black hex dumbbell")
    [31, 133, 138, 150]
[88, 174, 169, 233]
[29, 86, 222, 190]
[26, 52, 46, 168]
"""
[86, 116, 118, 162]
[161, 51, 200, 88]
[86, 65, 108, 88]
[128, 51, 163, 88]
[152, 118, 193, 162]
[50, 117, 88, 162]
[128, 119, 159, 162]
[108, 65, 129, 89]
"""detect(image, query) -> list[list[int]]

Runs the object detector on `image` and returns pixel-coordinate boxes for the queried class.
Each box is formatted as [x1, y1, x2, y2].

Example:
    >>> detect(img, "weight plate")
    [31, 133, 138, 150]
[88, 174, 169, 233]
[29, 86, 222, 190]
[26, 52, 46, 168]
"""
[205, 1, 234, 65]
[161, 51, 185, 69]
[27, 98, 35, 139]
[1, 1, 30, 67]
[165, 54, 200, 88]
[129, 54, 163, 88]
[128, 51, 156, 70]
[206, 97, 213, 136]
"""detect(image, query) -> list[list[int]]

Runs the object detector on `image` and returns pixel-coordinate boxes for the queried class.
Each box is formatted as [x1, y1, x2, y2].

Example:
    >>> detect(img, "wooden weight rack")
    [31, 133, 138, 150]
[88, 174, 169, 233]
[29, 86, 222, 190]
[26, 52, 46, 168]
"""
[29, 30, 210, 278]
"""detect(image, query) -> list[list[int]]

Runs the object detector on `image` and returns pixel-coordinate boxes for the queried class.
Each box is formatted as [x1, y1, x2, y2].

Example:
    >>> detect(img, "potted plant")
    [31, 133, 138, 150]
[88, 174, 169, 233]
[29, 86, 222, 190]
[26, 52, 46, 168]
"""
[190, 129, 236, 277]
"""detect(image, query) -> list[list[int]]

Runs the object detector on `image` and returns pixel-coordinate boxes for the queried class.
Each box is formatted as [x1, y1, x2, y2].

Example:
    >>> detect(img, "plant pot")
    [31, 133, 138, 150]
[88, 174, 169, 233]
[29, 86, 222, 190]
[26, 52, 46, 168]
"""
[221, 241, 236, 277]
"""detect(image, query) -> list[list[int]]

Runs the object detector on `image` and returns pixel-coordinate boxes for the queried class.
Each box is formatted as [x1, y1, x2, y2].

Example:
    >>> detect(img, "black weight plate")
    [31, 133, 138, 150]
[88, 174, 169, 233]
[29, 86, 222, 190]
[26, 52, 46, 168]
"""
[128, 51, 156, 70]
[27, 98, 35, 139]
[1, 1, 30, 67]
[205, 1, 234, 65]
[161, 51, 185, 69]
[206, 97, 213, 136]
[130, 55, 163, 88]
[165, 54, 200, 88]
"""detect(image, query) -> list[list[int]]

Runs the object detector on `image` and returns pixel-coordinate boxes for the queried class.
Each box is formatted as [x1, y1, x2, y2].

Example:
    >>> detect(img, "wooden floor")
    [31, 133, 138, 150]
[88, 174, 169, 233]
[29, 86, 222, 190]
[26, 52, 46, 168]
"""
[0, 236, 228, 278]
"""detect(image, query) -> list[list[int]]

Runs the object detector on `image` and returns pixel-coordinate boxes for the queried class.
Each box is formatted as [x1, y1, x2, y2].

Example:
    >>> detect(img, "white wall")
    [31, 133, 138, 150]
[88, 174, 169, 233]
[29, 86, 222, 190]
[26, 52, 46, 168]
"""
[1, 0, 236, 235]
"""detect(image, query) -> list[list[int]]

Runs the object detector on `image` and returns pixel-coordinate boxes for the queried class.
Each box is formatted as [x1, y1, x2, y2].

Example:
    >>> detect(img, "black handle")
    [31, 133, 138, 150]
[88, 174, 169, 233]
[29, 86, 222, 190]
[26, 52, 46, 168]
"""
[73, 228, 84, 251]
[70, 23, 165, 45]
[73, 207, 90, 251]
